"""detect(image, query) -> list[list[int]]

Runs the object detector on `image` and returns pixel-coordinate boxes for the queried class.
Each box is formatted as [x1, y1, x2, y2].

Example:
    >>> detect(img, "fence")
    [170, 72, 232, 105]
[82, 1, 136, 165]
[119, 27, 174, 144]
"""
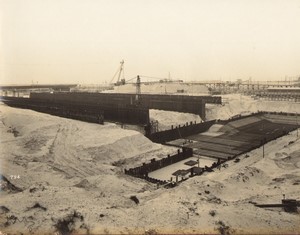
[124, 147, 229, 185]
[125, 147, 193, 184]
[146, 120, 216, 143]
[128, 111, 300, 186]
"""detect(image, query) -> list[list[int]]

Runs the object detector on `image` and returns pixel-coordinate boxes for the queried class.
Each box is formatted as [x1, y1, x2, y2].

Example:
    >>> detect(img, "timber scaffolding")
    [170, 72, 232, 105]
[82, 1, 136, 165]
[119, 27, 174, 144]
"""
[255, 90, 300, 102]
[200, 79, 300, 96]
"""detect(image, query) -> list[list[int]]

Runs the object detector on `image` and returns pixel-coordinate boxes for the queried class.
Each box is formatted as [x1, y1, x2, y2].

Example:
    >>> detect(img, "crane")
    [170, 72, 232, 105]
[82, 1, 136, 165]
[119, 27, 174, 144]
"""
[126, 74, 181, 104]
[110, 60, 125, 86]
[125, 75, 142, 105]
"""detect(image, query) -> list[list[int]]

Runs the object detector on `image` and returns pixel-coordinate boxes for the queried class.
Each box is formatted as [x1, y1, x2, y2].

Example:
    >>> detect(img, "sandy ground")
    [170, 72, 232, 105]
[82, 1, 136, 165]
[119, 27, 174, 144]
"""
[206, 94, 300, 120]
[149, 109, 202, 131]
[150, 94, 300, 131]
[0, 97, 300, 234]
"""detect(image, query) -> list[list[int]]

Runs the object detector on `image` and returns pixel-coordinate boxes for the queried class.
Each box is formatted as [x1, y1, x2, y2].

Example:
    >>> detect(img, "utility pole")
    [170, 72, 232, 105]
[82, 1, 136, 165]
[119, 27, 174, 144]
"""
[296, 112, 298, 138]
[261, 124, 265, 158]
[135, 75, 141, 105]
[263, 141, 265, 158]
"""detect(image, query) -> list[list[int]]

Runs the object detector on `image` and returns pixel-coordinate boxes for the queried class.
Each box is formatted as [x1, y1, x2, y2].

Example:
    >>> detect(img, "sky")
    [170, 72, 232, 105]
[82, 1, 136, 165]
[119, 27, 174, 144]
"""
[1, 0, 300, 84]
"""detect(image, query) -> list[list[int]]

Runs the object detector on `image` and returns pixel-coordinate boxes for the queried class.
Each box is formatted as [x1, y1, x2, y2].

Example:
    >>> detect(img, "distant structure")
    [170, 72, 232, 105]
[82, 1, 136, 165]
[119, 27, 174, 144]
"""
[0, 84, 77, 97]
[194, 77, 300, 101]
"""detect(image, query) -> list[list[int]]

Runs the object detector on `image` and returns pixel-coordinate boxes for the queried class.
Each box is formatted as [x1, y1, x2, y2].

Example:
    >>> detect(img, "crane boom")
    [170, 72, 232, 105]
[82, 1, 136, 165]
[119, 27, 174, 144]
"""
[117, 60, 124, 84]
[110, 60, 125, 86]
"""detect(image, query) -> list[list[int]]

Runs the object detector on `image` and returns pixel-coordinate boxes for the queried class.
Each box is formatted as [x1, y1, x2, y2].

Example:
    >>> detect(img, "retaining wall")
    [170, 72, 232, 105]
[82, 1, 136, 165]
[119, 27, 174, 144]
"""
[124, 147, 227, 185]
[146, 120, 216, 143]
[125, 147, 193, 180]
[0, 96, 149, 125]
[30, 92, 221, 119]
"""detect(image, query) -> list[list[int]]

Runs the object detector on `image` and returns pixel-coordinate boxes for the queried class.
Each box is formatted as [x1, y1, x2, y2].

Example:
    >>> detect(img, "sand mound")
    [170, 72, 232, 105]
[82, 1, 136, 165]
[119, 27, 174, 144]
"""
[83, 133, 162, 163]
[274, 150, 300, 170]
[0, 104, 172, 187]
[226, 166, 270, 185]
[74, 179, 92, 189]
[271, 174, 300, 185]
[150, 109, 202, 131]
[206, 94, 300, 120]
[0, 106, 58, 137]
[200, 124, 224, 136]
[1, 100, 300, 234]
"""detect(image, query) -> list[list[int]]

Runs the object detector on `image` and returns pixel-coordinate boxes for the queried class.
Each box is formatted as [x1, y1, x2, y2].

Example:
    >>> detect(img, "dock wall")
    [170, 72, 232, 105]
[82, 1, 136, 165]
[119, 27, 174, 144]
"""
[30, 92, 221, 119]
[0, 96, 149, 125]
[146, 120, 216, 143]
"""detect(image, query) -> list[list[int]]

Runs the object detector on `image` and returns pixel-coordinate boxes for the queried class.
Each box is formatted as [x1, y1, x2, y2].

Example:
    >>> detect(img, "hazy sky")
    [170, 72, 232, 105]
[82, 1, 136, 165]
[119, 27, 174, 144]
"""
[1, 0, 300, 84]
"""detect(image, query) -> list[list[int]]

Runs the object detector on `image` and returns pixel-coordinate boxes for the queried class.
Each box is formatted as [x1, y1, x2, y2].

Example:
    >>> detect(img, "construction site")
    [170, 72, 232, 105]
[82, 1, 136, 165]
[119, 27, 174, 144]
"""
[1, 70, 300, 234]
[2, 0, 300, 232]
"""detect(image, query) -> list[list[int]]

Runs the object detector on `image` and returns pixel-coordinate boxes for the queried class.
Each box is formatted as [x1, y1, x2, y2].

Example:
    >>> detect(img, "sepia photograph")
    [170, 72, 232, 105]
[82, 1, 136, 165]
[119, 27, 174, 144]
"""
[0, 0, 300, 234]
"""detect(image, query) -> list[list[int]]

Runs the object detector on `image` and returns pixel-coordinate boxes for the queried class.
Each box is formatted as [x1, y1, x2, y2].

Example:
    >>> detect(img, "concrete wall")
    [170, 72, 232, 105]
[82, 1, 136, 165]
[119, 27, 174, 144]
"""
[30, 92, 221, 119]
[146, 120, 216, 143]
[125, 147, 193, 177]
[1, 96, 149, 125]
